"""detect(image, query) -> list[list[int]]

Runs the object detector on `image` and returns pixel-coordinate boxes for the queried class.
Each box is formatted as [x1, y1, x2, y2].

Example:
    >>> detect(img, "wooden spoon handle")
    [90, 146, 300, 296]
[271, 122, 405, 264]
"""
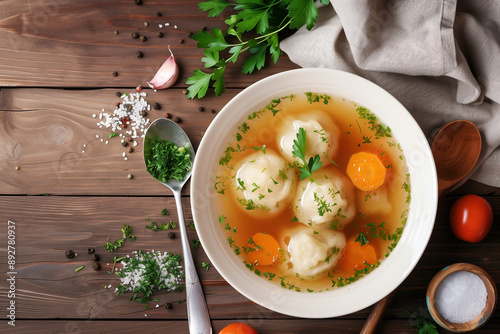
[360, 292, 395, 334]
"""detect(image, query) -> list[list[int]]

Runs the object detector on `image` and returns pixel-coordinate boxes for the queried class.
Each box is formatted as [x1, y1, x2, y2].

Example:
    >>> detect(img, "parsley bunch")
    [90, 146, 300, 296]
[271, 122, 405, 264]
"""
[187, 0, 330, 99]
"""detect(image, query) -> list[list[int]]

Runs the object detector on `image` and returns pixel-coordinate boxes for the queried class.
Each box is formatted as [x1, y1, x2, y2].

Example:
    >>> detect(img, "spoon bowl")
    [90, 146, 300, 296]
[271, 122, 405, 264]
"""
[144, 118, 212, 334]
[431, 120, 482, 196]
[143, 118, 195, 191]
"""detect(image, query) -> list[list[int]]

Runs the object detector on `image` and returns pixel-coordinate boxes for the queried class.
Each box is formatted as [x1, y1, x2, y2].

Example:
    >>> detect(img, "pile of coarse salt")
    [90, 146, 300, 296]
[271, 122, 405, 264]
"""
[93, 92, 151, 159]
[113, 250, 184, 301]
[435, 270, 487, 323]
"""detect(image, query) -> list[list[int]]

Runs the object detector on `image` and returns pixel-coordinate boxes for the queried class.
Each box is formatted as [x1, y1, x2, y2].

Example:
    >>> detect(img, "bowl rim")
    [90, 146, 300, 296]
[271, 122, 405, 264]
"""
[191, 68, 438, 318]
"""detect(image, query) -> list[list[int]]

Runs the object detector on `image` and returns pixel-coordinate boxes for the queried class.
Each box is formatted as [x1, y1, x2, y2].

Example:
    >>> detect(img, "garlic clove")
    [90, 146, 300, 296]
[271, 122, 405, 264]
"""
[147, 46, 179, 90]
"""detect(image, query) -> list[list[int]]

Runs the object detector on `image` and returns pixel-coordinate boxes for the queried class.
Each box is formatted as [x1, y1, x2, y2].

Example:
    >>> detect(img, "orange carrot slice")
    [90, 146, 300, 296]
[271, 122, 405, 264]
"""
[339, 238, 377, 275]
[346, 152, 386, 191]
[247, 232, 281, 266]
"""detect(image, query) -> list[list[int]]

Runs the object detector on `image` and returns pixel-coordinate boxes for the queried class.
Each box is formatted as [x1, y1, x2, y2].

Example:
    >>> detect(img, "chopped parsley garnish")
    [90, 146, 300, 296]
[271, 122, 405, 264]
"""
[202, 262, 211, 271]
[305, 92, 331, 104]
[313, 192, 334, 217]
[145, 221, 168, 231]
[145, 137, 192, 182]
[356, 106, 392, 138]
[105, 224, 136, 252]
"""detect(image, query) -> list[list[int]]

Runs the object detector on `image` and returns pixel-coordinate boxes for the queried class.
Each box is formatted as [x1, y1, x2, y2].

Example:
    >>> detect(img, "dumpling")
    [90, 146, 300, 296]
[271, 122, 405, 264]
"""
[293, 168, 356, 229]
[356, 187, 393, 215]
[276, 110, 340, 164]
[232, 150, 295, 215]
[288, 228, 346, 277]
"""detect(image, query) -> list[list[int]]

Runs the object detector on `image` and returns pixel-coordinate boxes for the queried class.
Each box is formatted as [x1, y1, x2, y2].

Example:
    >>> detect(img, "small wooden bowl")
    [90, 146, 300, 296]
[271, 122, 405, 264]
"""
[426, 263, 497, 332]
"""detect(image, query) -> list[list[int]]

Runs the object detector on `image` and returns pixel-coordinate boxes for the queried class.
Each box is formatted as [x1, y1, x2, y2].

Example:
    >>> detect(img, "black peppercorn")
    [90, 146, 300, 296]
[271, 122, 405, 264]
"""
[91, 254, 100, 261]
[153, 102, 161, 110]
[202, 26, 207, 31]
[135, 0, 142, 5]
[112, 72, 118, 77]
[128, 147, 134, 153]
[165, 112, 172, 119]
[187, 32, 193, 38]
[88, 248, 95, 254]
[199, 107, 205, 112]
[115, 92, 122, 97]
[156, 12, 162, 17]
[65, 250, 75, 258]
[165, 303, 173, 309]
[131, 32, 139, 39]
[136, 51, 144, 58]
[168, 232, 176, 239]
[157, 32, 164, 38]
[122, 141, 129, 147]
[179, 39, 184, 44]
[140, 36, 147, 42]
[174, 117, 181, 123]
[92, 262, 101, 271]
[211, 109, 216, 114]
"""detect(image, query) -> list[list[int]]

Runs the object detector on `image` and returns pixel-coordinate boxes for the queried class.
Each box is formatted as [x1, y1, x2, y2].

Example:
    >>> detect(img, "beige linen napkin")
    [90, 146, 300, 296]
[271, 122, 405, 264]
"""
[281, 0, 500, 187]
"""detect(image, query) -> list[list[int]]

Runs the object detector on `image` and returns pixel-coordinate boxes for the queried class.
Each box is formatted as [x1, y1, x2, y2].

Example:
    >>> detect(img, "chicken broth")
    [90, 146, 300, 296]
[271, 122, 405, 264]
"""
[214, 93, 411, 292]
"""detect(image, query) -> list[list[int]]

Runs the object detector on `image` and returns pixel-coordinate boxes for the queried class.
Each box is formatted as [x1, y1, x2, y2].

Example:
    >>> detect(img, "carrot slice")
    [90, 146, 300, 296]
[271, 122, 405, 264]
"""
[346, 152, 386, 191]
[247, 232, 281, 266]
[339, 238, 377, 275]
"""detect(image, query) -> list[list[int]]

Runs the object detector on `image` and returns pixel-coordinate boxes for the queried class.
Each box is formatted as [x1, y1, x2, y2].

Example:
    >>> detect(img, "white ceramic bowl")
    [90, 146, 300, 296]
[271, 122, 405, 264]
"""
[191, 68, 438, 318]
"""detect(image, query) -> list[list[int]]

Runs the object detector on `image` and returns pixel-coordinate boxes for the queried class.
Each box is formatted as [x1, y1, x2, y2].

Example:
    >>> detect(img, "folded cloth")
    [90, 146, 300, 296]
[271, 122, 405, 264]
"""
[281, 0, 500, 187]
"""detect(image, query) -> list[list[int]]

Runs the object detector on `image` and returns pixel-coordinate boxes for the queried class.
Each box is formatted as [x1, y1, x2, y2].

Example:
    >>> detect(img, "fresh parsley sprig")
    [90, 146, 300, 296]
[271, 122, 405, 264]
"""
[292, 127, 322, 180]
[187, 0, 330, 99]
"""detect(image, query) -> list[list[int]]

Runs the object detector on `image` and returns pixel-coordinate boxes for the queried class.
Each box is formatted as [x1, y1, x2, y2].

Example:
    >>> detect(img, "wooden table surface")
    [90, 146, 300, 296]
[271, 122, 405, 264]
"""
[1, 1, 499, 333]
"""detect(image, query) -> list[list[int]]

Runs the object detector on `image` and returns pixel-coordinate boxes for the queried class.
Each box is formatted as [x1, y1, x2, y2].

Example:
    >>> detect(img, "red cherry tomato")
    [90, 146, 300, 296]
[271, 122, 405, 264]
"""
[219, 323, 258, 334]
[449, 194, 493, 243]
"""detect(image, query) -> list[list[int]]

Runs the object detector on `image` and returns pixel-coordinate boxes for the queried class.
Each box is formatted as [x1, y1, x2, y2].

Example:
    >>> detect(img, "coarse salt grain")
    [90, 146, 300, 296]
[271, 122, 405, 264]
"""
[435, 271, 487, 323]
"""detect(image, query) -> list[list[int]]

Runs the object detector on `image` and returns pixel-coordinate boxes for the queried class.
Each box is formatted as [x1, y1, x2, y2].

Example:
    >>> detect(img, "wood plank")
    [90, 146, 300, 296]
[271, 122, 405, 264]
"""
[0, 87, 238, 195]
[3, 318, 500, 333]
[2, 88, 497, 197]
[0, 0, 298, 88]
[1, 195, 499, 324]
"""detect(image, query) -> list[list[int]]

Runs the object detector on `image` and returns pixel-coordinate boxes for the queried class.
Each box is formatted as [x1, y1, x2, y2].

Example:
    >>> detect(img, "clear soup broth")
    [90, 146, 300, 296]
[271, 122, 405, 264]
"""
[214, 93, 410, 292]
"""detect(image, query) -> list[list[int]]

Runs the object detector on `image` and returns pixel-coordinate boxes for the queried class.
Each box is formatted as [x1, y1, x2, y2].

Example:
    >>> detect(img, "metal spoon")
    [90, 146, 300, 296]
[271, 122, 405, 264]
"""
[144, 118, 212, 334]
[360, 120, 482, 334]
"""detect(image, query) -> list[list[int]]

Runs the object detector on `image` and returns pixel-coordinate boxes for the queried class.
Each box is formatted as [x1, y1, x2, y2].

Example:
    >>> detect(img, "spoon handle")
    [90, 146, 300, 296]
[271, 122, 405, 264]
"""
[174, 190, 213, 334]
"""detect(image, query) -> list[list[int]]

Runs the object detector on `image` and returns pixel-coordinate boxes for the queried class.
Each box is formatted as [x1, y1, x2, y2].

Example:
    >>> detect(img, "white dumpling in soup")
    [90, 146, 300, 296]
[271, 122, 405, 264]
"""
[233, 150, 295, 215]
[276, 110, 340, 164]
[293, 168, 356, 229]
[288, 228, 346, 277]
[357, 187, 393, 215]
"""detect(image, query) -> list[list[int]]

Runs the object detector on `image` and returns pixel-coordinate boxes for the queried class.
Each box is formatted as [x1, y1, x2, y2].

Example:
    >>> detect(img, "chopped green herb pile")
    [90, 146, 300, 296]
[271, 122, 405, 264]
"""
[114, 250, 185, 304]
[145, 137, 192, 182]
[187, 0, 330, 98]
[104, 224, 136, 252]
[292, 127, 322, 180]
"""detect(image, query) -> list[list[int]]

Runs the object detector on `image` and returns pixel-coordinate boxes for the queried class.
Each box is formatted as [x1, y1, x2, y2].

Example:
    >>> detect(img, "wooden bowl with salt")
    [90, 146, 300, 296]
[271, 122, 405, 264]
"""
[426, 263, 497, 332]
